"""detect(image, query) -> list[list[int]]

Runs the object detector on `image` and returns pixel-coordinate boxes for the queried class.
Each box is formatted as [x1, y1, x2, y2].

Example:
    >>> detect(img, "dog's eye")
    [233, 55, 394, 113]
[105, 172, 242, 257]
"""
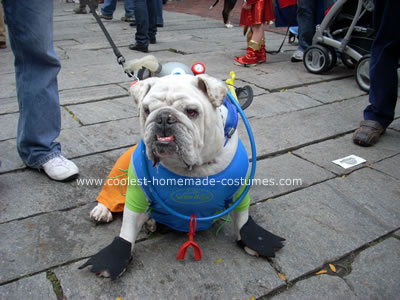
[186, 109, 198, 118]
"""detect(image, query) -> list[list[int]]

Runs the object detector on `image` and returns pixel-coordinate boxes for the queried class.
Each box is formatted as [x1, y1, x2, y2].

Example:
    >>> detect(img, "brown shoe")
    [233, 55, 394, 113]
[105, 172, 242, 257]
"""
[352, 120, 385, 147]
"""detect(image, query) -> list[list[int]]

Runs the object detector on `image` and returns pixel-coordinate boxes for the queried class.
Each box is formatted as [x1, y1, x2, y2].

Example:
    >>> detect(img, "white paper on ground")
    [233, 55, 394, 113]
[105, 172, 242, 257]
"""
[332, 155, 367, 169]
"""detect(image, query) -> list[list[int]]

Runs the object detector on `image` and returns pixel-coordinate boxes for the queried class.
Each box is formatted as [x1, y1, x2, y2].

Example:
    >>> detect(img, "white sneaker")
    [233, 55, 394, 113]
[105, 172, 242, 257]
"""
[291, 49, 304, 62]
[41, 155, 79, 182]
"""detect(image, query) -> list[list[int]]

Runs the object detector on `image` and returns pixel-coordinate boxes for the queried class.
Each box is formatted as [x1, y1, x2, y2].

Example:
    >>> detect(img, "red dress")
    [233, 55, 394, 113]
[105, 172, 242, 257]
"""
[240, 0, 275, 26]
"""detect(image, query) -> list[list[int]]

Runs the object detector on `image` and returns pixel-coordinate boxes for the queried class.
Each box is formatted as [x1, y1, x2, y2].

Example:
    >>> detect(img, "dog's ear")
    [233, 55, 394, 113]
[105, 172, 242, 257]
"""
[129, 77, 158, 105]
[195, 74, 227, 107]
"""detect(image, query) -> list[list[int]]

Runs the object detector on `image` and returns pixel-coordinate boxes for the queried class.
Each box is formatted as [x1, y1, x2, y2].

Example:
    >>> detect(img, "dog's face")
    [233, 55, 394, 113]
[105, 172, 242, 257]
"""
[130, 74, 228, 171]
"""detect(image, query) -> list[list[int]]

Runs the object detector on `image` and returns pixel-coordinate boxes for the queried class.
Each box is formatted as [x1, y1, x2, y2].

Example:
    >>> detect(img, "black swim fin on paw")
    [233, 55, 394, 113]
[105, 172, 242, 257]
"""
[238, 216, 285, 257]
[79, 237, 132, 280]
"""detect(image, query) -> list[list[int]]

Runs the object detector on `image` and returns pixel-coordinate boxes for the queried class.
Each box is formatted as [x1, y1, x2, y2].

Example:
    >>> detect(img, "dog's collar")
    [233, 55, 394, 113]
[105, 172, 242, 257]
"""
[223, 97, 238, 146]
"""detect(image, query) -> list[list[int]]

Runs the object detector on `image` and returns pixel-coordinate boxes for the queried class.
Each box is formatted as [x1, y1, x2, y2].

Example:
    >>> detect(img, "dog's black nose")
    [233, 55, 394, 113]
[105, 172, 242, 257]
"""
[156, 112, 177, 126]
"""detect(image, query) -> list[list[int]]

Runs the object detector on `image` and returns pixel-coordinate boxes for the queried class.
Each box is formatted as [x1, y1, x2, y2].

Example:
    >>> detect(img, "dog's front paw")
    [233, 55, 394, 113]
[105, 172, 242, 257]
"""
[89, 203, 113, 223]
[238, 216, 285, 257]
[79, 237, 132, 280]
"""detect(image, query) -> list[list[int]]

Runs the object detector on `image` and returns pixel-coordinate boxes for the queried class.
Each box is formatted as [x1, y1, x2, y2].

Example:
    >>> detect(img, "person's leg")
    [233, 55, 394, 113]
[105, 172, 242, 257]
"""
[74, 0, 88, 13]
[3, 0, 62, 168]
[100, 0, 116, 17]
[234, 24, 264, 66]
[147, 0, 157, 42]
[156, 0, 164, 26]
[131, 0, 149, 50]
[296, 0, 317, 51]
[353, 0, 400, 146]
[124, 0, 135, 17]
[363, 0, 399, 128]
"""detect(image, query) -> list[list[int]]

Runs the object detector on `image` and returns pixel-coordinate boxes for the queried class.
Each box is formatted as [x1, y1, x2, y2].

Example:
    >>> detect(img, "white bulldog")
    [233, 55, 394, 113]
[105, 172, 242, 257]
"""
[80, 74, 284, 280]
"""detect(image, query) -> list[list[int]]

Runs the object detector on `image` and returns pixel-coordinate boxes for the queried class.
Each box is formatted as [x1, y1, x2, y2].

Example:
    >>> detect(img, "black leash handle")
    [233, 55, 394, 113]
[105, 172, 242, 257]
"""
[86, 0, 134, 77]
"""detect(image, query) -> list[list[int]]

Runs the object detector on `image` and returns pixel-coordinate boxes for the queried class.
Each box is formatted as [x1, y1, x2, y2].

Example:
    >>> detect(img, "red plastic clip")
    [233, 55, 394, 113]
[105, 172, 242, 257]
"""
[176, 215, 202, 261]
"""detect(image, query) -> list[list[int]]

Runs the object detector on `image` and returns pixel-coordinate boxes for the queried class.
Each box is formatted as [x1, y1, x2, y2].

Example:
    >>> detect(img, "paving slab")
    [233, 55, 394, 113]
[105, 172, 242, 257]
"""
[0, 139, 25, 173]
[291, 77, 367, 104]
[271, 275, 355, 299]
[293, 131, 400, 175]
[244, 91, 321, 119]
[0, 109, 80, 142]
[0, 97, 18, 115]
[257, 168, 400, 281]
[370, 154, 400, 180]
[249, 60, 353, 91]
[0, 113, 17, 142]
[344, 238, 400, 299]
[238, 96, 369, 158]
[0, 204, 127, 284]
[58, 118, 140, 159]
[0, 49, 15, 75]
[59, 84, 128, 106]
[251, 153, 335, 203]
[0, 273, 56, 300]
[57, 62, 131, 91]
[55, 225, 283, 299]
[67, 97, 136, 125]
[0, 148, 127, 222]
[0, 73, 17, 99]
[389, 118, 400, 131]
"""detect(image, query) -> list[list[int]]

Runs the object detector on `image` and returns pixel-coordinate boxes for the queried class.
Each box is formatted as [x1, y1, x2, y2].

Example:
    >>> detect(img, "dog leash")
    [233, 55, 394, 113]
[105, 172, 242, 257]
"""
[266, 4, 297, 55]
[86, 0, 135, 78]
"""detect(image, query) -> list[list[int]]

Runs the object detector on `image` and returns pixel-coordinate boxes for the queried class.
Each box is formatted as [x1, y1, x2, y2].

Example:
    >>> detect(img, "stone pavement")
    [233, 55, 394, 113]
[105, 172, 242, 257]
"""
[0, 1, 399, 299]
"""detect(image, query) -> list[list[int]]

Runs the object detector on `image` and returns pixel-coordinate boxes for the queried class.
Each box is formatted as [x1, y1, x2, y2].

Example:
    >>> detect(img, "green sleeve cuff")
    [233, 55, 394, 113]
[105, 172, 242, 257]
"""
[232, 176, 251, 212]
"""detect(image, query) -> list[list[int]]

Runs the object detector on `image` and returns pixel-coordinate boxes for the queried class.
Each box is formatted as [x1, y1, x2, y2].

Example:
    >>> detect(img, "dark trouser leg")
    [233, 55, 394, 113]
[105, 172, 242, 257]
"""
[147, 0, 157, 41]
[363, 0, 400, 128]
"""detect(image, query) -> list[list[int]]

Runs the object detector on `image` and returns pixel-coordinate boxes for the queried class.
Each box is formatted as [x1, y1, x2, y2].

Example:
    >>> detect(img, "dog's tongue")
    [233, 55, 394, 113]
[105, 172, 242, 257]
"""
[157, 136, 175, 142]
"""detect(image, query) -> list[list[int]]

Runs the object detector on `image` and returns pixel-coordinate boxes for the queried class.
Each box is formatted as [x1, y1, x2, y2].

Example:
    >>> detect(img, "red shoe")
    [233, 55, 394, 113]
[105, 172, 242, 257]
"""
[256, 45, 266, 64]
[234, 47, 258, 67]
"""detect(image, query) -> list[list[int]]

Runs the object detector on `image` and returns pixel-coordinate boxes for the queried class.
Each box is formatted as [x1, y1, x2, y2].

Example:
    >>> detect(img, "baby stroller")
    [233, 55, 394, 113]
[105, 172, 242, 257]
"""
[303, 0, 374, 92]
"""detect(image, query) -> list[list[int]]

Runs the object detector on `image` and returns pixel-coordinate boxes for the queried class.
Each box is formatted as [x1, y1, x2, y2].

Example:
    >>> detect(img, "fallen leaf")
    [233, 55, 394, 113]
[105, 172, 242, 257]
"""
[288, 151, 292, 154]
[316, 269, 328, 275]
[215, 258, 222, 263]
[278, 273, 287, 281]
[249, 297, 256, 300]
[115, 297, 123, 300]
[329, 264, 337, 273]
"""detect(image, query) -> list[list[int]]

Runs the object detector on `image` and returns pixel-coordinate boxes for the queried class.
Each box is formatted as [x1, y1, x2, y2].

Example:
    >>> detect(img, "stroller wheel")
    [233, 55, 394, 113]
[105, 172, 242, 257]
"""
[326, 46, 338, 72]
[356, 55, 370, 92]
[303, 45, 331, 74]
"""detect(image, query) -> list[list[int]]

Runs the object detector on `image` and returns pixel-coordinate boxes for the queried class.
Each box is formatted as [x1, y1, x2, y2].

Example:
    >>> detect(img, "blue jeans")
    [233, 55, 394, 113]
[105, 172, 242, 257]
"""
[3, 0, 62, 168]
[101, 0, 135, 17]
[364, 0, 399, 128]
[156, 0, 163, 25]
[297, 0, 335, 51]
[135, 0, 157, 47]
